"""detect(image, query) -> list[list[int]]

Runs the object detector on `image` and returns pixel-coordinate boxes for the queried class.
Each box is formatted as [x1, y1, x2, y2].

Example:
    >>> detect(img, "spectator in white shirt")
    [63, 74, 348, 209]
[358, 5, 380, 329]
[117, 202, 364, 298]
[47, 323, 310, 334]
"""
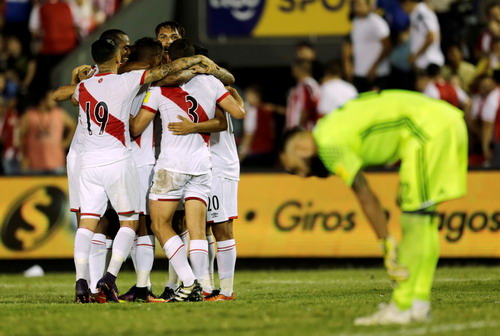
[400, 0, 444, 70]
[343, 0, 391, 92]
[318, 60, 358, 116]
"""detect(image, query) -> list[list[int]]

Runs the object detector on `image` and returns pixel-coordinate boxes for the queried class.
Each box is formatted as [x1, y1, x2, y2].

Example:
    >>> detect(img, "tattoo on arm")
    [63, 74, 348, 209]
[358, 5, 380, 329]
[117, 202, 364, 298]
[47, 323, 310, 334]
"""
[212, 67, 235, 85]
[145, 56, 201, 84]
[155, 70, 196, 87]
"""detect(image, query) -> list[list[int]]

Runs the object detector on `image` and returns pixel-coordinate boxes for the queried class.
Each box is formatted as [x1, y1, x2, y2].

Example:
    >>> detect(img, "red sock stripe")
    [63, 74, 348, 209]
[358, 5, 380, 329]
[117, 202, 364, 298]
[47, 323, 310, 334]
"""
[158, 198, 181, 202]
[189, 249, 208, 254]
[208, 242, 215, 245]
[70, 208, 80, 212]
[91, 240, 106, 245]
[180, 231, 189, 238]
[168, 244, 185, 260]
[136, 244, 155, 247]
[217, 244, 236, 252]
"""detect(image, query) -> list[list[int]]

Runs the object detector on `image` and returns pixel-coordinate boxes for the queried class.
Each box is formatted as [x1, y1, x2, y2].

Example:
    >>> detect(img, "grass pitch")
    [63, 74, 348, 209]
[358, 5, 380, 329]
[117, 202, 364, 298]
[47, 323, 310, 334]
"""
[0, 266, 499, 336]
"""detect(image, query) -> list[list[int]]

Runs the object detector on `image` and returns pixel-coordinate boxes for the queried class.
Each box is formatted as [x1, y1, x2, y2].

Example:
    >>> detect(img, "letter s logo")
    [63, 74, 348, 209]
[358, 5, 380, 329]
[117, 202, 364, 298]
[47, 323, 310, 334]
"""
[1, 186, 67, 251]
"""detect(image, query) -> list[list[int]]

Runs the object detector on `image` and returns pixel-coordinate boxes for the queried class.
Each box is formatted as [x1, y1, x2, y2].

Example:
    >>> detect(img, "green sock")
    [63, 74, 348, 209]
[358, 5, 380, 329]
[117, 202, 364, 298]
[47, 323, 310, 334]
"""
[392, 210, 439, 310]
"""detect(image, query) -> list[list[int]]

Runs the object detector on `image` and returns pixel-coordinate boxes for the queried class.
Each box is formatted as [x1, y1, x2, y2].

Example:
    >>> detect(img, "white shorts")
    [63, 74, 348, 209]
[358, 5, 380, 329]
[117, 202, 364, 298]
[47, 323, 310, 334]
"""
[149, 168, 211, 206]
[79, 159, 140, 219]
[207, 176, 238, 224]
[137, 164, 154, 215]
[67, 154, 81, 212]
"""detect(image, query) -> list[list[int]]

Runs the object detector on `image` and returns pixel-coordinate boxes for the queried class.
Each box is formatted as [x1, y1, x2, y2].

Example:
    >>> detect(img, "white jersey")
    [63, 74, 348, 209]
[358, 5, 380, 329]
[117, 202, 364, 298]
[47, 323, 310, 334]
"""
[351, 12, 390, 77]
[409, 2, 444, 69]
[67, 65, 100, 159]
[318, 78, 358, 115]
[73, 70, 146, 168]
[210, 111, 240, 180]
[142, 75, 229, 175]
[130, 84, 155, 167]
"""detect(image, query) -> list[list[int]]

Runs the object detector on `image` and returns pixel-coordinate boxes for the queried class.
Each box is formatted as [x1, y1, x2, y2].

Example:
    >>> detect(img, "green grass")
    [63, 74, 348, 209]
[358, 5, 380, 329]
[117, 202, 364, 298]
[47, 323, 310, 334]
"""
[0, 266, 499, 336]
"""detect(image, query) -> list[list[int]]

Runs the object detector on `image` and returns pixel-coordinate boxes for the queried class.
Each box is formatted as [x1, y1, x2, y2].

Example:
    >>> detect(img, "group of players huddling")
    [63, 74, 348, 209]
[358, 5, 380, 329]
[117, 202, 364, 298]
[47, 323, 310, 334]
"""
[54, 21, 245, 303]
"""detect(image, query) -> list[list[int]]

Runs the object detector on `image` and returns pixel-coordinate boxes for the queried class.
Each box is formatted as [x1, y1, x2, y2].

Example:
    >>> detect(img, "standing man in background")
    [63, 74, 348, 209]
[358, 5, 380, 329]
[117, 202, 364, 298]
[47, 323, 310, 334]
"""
[343, 0, 391, 93]
[400, 0, 444, 71]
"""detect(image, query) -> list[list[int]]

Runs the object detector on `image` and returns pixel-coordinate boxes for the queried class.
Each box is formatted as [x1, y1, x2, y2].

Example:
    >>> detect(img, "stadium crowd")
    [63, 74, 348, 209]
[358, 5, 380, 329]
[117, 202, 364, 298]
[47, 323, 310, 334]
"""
[1, 0, 500, 175]
[0, 0, 135, 175]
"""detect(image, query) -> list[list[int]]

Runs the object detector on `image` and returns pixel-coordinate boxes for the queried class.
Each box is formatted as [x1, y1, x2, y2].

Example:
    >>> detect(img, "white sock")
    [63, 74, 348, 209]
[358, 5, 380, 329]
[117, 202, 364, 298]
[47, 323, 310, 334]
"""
[207, 235, 216, 291]
[74, 228, 94, 282]
[216, 239, 236, 297]
[166, 260, 180, 289]
[89, 233, 107, 294]
[107, 227, 136, 277]
[163, 235, 195, 287]
[136, 235, 155, 288]
[189, 239, 209, 292]
[105, 239, 113, 270]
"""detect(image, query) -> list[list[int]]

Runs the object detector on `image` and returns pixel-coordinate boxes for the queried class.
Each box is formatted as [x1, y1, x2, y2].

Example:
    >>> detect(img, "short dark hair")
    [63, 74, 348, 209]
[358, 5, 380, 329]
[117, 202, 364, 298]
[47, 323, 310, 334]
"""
[426, 63, 441, 78]
[194, 44, 209, 57]
[134, 37, 163, 62]
[295, 41, 314, 50]
[91, 38, 119, 64]
[99, 29, 127, 42]
[278, 127, 305, 153]
[168, 38, 195, 61]
[324, 59, 342, 76]
[155, 21, 186, 38]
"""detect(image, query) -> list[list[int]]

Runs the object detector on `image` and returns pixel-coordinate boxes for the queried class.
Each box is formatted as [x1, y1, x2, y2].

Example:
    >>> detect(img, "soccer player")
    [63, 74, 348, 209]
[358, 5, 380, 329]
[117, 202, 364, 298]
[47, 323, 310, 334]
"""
[130, 38, 244, 302]
[279, 90, 467, 325]
[71, 37, 217, 303]
[168, 99, 242, 301]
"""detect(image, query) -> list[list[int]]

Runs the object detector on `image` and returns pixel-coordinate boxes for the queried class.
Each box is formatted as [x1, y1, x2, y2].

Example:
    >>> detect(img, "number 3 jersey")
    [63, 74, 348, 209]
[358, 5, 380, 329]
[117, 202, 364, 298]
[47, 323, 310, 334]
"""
[73, 70, 146, 168]
[141, 75, 230, 175]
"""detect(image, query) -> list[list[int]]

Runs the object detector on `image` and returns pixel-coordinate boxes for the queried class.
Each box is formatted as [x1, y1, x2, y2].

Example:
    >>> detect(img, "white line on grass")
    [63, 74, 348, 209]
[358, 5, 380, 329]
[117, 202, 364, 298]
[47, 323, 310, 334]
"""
[337, 320, 500, 336]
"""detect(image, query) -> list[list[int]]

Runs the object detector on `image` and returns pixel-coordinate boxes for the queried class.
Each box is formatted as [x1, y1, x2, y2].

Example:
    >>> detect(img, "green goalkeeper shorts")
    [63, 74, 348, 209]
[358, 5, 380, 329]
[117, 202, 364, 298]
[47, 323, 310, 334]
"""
[398, 112, 468, 212]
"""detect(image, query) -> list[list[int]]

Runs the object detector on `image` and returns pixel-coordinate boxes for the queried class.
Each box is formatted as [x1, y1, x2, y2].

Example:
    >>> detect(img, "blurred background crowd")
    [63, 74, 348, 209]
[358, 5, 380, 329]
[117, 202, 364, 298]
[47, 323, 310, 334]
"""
[1, 0, 500, 175]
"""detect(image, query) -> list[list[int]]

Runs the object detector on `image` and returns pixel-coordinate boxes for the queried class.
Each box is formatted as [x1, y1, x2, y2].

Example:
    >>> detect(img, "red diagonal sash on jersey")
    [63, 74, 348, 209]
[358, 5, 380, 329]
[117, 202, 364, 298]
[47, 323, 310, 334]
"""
[132, 134, 142, 147]
[160, 87, 210, 144]
[79, 82, 126, 146]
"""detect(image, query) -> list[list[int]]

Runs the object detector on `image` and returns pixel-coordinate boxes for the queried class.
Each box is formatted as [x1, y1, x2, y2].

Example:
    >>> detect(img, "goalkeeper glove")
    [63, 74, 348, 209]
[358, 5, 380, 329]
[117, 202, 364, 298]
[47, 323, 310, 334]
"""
[380, 235, 409, 282]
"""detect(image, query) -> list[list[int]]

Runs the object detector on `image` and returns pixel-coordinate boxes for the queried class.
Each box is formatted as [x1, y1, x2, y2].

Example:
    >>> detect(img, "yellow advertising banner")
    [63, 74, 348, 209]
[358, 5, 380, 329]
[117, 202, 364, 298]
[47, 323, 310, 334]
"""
[235, 172, 500, 257]
[0, 172, 499, 259]
[207, 0, 351, 38]
[253, 0, 351, 37]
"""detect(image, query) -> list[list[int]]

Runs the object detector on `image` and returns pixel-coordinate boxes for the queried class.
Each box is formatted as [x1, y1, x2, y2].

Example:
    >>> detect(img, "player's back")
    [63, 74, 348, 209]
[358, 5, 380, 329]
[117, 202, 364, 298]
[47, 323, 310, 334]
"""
[76, 70, 145, 168]
[314, 90, 464, 166]
[145, 75, 229, 175]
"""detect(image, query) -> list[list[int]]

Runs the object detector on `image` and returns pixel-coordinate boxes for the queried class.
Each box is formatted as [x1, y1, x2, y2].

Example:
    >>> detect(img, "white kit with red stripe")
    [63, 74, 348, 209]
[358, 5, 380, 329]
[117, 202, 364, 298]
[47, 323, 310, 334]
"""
[73, 69, 146, 218]
[141, 75, 229, 175]
[74, 70, 147, 168]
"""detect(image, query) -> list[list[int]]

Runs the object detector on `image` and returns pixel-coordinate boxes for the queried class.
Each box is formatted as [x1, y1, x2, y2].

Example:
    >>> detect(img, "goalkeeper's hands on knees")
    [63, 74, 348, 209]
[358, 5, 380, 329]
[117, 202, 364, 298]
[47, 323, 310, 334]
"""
[380, 235, 409, 282]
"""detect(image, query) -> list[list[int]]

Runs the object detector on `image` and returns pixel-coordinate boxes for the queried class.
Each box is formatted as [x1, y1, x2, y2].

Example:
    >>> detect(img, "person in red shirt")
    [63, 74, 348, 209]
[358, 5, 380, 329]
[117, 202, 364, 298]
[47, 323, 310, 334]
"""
[286, 59, 320, 130]
[29, 0, 78, 90]
[239, 85, 276, 167]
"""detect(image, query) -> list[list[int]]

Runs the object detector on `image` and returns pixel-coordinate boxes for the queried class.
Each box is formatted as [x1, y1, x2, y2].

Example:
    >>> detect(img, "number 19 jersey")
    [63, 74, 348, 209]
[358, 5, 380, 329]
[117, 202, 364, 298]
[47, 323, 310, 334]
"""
[74, 70, 146, 168]
[141, 75, 229, 175]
